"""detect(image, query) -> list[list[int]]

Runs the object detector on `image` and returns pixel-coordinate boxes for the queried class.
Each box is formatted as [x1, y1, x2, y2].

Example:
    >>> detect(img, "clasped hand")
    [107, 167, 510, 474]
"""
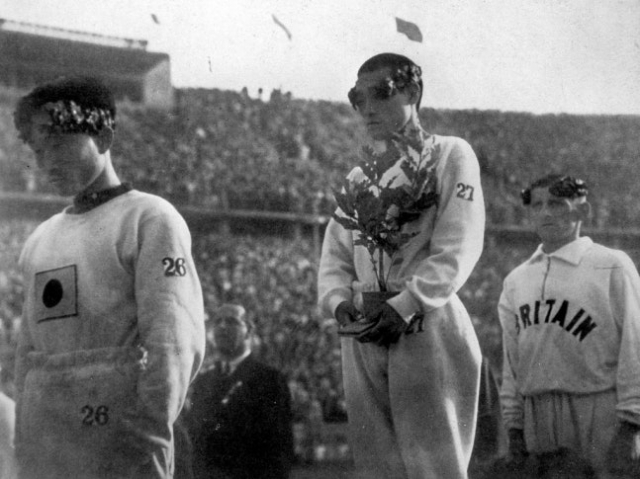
[335, 301, 407, 347]
[506, 428, 528, 465]
[606, 421, 640, 475]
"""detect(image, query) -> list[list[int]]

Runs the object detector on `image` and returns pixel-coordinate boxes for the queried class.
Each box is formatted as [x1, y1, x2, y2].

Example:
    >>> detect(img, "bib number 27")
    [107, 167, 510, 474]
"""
[456, 183, 475, 202]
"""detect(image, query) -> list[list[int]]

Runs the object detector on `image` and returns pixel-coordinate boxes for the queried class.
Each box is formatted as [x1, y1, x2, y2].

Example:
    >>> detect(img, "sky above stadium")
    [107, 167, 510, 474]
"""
[3, 0, 640, 115]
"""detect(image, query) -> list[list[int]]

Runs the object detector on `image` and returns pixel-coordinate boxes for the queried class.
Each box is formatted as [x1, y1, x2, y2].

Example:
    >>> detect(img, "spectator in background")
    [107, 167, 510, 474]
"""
[185, 304, 294, 479]
[499, 174, 640, 478]
[12, 76, 205, 478]
[318, 52, 485, 479]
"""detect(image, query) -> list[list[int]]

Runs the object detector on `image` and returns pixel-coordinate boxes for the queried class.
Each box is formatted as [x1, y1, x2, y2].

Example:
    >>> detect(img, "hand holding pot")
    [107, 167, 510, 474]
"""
[335, 301, 360, 327]
[365, 303, 408, 347]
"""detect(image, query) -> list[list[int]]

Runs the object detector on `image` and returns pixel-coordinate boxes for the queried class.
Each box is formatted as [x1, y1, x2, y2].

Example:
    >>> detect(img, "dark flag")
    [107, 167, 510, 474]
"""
[395, 17, 422, 42]
[151, 14, 160, 25]
[272, 14, 292, 40]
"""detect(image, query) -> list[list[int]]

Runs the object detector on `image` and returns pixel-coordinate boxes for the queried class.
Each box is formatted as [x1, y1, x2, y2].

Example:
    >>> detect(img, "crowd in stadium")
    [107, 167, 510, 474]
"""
[4, 88, 640, 225]
[2, 85, 640, 465]
[0, 225, 532, 463]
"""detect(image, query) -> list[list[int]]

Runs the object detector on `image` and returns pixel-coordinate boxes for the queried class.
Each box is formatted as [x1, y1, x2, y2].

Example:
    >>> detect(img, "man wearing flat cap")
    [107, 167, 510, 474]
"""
[185, 304, 294, 479]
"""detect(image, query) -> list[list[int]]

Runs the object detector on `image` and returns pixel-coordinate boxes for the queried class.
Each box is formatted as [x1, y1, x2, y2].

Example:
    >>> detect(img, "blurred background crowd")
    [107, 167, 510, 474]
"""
[3, 88, 640, 225]
[2, 87, 640, 463]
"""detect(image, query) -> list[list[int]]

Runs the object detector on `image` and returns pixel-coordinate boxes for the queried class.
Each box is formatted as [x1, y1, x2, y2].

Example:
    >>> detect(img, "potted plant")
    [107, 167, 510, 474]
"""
[333, 125, 440, 321]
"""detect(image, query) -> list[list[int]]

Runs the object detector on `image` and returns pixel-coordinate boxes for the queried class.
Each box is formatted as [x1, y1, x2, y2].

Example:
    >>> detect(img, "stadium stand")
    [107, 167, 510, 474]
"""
[2, 17, 640, 465]
[0, 18, 173, 108]
[4, 88, 640, 226]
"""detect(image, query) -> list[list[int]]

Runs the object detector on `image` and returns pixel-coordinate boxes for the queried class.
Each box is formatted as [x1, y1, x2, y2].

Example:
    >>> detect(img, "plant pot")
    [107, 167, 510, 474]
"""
[337, 291, 399, 339]
[361, 291, 399, 318]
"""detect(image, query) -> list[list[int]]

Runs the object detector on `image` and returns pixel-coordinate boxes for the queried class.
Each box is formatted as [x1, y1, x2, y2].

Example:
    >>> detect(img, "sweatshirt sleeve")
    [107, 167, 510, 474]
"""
[498, 279, 525, 430]
[125, 205, 206, 457]
[13, 320, 33, 463]
[317, 216, 357, 319]
[388, 138, 486, 318]
[14, 242, 36, 462]
[14, 282, 34, 400]
[610, 254, 640, 426]
[0, 394, 17, 479]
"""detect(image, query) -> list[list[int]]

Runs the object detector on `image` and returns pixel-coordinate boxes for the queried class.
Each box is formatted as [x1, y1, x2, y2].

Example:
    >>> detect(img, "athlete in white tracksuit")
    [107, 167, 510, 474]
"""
[499, 174, 640, 477]
[318, 53, 485, 479]
[17, 190, 205, 479]
[13, 77, 205, 479]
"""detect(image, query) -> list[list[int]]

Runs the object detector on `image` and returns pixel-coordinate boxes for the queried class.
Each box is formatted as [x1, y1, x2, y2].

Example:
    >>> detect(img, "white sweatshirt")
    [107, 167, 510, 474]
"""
[318, 134, 485, 321]
[15, 190, 205, 478]
[499, 237, 640, 430]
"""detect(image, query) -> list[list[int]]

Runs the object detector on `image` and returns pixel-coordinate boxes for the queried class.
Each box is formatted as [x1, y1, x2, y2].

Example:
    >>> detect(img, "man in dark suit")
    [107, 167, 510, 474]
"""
[185, 304, 294, 479]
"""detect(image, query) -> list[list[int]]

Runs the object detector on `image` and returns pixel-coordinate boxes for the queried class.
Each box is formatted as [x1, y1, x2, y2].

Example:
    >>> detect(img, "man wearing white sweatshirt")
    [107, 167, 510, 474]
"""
[318, 53, 485, 479]
[13, 76, 205, 479]
[499, 174, 640, 478]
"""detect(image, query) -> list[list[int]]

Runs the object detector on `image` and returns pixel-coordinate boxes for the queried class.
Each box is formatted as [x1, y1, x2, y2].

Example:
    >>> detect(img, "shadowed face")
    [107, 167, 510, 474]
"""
[212, 315, 250, 359]
[351, 67, 415, 141]
[529, 187, 584, 253]
[27, 110, 106, 196]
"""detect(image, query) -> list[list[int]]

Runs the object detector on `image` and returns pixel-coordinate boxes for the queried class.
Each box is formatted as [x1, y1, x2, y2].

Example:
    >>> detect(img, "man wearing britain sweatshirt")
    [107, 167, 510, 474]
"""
[499, 174, 640, 478]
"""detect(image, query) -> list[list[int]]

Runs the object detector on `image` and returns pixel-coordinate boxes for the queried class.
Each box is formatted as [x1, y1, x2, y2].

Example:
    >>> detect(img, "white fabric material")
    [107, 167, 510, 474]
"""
[318, 134, 485, 321]
[342, 297, 482, 479]
[524, 390, 617, 476]
[499, 237, 640, 430]
[15, 190, 205, 478]
[0, 392, 17, 479]
[318, 134, 485, 478]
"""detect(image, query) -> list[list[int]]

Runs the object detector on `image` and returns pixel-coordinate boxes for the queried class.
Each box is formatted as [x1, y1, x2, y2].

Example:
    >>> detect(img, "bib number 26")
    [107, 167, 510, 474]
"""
[81, 405, 109, 426]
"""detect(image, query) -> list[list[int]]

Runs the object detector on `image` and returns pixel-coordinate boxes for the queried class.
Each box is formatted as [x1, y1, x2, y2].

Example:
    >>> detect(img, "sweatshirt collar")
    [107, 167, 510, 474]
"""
[72, 183, 132, 214]
[529, 236, 593, 266]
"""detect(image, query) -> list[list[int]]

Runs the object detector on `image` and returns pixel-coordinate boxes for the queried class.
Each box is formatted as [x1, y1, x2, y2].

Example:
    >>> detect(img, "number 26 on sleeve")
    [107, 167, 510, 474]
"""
[456, 183, 475, 201]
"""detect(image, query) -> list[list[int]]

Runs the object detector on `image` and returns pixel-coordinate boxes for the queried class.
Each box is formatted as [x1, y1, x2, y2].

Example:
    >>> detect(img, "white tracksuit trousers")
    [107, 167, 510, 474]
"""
[341, 296, 482, 479]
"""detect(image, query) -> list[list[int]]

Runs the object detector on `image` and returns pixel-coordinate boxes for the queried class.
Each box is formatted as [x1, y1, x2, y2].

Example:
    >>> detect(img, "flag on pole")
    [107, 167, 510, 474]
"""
[272, 14, 292, 40]
[395, 17, 422, 42]
[151, 14, 160, 25]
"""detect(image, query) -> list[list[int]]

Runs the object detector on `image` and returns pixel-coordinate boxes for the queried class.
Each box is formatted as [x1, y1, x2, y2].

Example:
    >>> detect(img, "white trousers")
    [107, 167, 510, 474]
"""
[341, 297, 482, 479]
[524, 390, 618, 478]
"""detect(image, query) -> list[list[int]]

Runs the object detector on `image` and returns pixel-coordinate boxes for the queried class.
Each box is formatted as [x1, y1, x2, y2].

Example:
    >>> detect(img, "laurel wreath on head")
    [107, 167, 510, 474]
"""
[15, 99, 115, 143]
[43, 100, 115, 135]
[521, 176, 588, 205]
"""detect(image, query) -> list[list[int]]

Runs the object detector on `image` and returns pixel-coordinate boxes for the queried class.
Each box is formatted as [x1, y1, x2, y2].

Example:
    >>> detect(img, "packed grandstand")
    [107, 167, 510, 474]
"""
[5, 7, 640, 454]
[3, 85, 640, 461]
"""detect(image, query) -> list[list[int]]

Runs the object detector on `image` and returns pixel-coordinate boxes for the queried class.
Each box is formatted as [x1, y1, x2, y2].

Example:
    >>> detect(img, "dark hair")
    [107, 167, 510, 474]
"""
[521, 174, 588, 205]
[351, 52, 423, 110]
[14, 76, 116, 142]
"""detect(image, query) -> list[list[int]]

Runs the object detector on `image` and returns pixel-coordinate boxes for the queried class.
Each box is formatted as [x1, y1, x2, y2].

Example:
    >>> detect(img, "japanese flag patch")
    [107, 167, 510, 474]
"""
[34, 265, 78, 323]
